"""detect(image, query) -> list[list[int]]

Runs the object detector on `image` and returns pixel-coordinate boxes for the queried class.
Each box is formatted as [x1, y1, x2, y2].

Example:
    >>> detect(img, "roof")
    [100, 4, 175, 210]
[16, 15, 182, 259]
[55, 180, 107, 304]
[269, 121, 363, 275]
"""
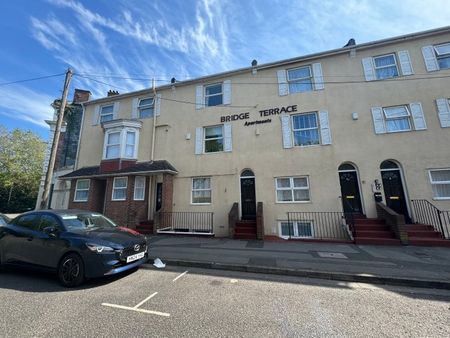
[60, 160, 178, 179]
[83, 25, 450, 106]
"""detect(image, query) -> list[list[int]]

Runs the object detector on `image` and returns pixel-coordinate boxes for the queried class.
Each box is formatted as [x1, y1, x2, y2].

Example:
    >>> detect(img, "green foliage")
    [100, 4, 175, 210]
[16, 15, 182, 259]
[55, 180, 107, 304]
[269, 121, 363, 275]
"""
[0, 125, 46, 212]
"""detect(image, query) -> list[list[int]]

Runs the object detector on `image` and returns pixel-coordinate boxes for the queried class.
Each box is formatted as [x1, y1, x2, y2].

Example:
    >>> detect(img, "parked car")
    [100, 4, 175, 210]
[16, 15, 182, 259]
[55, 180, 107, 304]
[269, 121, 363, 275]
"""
[0, 213, 10, 226]
[0, 210, 149, 287]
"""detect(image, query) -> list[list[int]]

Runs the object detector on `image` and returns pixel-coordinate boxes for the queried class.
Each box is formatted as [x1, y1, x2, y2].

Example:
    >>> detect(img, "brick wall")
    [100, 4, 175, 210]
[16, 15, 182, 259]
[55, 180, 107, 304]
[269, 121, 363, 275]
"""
[103, 176, 149, 228]
[68, 178, 106, 213]
[161, 174, 174, 212]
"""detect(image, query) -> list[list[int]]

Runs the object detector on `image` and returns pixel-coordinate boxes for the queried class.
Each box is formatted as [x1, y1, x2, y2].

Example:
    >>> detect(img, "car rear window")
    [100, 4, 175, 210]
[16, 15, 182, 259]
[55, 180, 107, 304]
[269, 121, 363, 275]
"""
[61, 213, 117, 230]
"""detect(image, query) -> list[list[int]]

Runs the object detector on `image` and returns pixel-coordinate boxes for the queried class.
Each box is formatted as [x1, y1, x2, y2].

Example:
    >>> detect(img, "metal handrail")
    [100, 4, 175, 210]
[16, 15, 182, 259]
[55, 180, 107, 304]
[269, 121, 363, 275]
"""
[157, 211, 214, 234]
[411, 199, 449, 239]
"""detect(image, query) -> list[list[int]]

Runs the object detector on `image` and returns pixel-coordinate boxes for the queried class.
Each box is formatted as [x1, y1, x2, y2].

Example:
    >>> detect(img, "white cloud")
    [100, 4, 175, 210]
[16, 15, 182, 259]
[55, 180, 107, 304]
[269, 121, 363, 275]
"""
[0, 84, 54, 127]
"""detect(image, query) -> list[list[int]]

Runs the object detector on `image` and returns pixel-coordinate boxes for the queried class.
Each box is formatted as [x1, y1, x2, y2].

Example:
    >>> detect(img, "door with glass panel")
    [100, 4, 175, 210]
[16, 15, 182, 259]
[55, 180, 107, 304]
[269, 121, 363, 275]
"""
[338, 163, 363, 214]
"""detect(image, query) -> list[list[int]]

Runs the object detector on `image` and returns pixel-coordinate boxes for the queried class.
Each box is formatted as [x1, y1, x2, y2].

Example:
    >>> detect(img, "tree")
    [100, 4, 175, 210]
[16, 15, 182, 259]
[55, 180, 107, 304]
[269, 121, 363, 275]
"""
[0, 125, 45, 212]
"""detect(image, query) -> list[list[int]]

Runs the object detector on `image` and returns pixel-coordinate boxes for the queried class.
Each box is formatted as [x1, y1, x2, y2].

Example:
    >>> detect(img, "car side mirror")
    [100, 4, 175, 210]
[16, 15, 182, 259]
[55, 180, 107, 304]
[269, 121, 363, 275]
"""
[43, 226, 59, 237]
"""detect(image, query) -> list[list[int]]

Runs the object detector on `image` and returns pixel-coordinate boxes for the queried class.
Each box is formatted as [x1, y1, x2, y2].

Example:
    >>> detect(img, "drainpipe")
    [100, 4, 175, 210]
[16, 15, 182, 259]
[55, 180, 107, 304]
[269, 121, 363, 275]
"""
[151, 78, 157, 161]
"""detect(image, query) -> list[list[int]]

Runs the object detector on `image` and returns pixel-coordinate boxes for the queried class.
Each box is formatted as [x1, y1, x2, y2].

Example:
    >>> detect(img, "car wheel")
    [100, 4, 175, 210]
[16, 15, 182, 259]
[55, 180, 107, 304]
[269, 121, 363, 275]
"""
[58, 253, 85, 287]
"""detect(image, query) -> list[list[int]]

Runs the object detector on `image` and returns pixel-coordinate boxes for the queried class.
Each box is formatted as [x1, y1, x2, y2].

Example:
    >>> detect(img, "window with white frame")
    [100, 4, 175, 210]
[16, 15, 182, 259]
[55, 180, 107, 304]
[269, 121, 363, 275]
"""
[287, 66, 313, 93]
[280, 221, 314, 238]
[192, 178, 211, 204]
[434, 43, 450, 70]
[429, 169, 450, 199]
[204, 125, 224, 153]
[134, 176, 146, 200]
[373, 54, 399, 79]
[383, 106, 412, 132]
[100, 105, 114, 123]
[112, 177, 128, 201]
[103, 128, 139, 159]
[292, 113, 320, 146]
[276, 177, 310, 202]
[105, 131, 121, 158]
[74, 179, 90, 202]
[138, 98, 154, 118]
[205, 83, 223, 107]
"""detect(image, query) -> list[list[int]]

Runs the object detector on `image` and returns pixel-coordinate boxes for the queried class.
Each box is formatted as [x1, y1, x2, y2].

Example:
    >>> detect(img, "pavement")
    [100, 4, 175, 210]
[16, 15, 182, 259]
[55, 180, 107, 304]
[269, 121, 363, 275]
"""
[145, 235, 450, 289]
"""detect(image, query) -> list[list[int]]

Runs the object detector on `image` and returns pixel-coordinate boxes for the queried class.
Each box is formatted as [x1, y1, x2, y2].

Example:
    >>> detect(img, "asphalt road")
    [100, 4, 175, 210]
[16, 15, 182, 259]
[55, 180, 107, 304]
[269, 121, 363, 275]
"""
[0, 264, 449, 337]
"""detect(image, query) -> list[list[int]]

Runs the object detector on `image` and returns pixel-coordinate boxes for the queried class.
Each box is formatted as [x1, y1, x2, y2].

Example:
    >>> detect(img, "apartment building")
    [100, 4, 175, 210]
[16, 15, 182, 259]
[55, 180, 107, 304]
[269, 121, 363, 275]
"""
[61, 26, 450, 243]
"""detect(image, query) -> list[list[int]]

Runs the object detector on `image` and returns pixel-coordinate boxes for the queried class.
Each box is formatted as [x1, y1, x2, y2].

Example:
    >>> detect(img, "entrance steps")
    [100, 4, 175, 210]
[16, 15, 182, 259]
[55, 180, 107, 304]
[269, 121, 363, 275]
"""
[406, 224, 450, 247]
[353, 217, 401, 245]
[136, 221, 154, 235]
[234, 220, 257, 240]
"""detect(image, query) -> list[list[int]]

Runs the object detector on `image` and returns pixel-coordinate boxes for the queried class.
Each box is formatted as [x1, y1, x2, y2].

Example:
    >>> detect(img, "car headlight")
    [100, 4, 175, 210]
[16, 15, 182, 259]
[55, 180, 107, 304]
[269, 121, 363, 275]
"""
[86, 243, 115, 253]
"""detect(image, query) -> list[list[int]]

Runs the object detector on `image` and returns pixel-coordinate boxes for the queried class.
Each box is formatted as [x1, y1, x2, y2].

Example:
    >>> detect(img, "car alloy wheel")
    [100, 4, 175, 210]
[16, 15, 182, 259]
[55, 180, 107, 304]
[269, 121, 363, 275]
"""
[58, 253, 84, 287]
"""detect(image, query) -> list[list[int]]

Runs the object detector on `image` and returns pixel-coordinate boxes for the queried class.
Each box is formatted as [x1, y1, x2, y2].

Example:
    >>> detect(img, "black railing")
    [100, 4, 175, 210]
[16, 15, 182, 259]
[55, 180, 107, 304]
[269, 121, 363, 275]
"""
[411, 199, 450, 239]
[156, 211, 214, 234]
[286, 212, 354, 241]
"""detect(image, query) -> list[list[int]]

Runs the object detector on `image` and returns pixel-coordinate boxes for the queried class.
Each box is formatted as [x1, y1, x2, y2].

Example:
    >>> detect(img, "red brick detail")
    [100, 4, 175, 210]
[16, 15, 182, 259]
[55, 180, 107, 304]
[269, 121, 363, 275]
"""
[161, 174, 174, 212]
[102, 176, 149, 228]
[68, 179, 106, 213]
[100, 159, 137, 173]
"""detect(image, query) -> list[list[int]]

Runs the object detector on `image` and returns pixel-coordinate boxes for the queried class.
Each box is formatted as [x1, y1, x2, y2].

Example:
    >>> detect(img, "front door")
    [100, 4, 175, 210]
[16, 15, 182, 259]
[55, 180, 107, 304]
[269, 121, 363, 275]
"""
[381, 169, 410, 222]
[240, 171, 256, 220]
[339, 171, 363, 213]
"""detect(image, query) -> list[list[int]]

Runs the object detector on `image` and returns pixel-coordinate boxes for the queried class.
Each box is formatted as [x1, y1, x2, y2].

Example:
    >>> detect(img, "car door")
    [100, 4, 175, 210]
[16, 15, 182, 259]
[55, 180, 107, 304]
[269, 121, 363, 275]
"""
[31, 214, 68, 269]
[2, 213, 41, 265]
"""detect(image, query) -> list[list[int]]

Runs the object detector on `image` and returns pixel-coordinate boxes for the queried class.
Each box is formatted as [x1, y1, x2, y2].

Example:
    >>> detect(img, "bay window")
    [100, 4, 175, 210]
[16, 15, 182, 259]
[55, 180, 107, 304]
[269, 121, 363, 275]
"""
[102, 121, 141, 160]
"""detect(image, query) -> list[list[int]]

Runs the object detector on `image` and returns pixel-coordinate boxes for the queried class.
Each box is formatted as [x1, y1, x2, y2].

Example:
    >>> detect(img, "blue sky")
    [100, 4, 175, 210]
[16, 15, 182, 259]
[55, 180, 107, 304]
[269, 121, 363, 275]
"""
[1, 0, 449, 140]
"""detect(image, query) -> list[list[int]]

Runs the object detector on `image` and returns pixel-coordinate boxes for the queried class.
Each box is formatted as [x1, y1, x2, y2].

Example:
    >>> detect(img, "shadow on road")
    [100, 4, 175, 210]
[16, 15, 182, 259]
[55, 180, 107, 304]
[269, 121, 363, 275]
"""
[0, 265, 139, 293]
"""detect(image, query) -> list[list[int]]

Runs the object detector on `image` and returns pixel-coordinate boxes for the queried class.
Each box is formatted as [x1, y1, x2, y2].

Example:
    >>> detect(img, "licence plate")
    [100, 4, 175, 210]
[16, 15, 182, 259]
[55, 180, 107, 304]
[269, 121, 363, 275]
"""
[126, 251, 145, 263]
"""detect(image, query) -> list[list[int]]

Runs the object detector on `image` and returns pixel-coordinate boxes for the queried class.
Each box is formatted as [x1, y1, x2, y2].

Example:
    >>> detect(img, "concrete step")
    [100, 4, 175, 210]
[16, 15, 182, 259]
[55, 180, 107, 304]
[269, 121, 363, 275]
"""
[406, 230, 442, 238]
[355, 237, 402, 245]
[408, 238, 450, 247]
[354, 218, 386, 225]
[355, 230, 395, 239]
[406, 224, 435, 231]
[354, 224, 391, 231]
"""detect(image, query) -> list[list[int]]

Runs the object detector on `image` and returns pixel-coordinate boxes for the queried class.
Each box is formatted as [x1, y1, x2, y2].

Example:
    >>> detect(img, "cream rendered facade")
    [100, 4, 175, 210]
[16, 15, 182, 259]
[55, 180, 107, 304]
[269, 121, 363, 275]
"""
[73, 27, 450, 238]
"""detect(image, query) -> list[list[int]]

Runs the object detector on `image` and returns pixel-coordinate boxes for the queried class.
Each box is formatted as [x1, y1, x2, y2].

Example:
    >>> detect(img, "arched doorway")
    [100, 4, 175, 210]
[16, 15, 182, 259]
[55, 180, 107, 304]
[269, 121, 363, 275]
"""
[240, 169, 256, 220]
[380, 160, 411, 222]
[338, 163, 363, 214]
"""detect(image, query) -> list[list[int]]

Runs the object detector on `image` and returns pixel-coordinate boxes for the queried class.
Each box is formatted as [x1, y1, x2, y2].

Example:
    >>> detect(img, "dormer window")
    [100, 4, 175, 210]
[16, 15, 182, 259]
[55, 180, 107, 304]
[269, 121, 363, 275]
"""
[102, 120, 142, 160]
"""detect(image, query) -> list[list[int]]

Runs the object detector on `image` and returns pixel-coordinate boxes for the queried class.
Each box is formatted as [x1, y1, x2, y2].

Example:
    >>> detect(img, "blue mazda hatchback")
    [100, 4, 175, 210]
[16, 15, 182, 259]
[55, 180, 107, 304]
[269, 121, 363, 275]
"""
[0, 210, 149, 287]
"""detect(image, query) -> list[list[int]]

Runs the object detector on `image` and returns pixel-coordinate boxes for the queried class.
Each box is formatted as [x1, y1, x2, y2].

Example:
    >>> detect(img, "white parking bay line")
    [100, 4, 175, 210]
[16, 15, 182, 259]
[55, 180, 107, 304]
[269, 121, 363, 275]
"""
[101, 303, 170, 317]
[172, 270, 188, 282]
[134, 292, 158, 309]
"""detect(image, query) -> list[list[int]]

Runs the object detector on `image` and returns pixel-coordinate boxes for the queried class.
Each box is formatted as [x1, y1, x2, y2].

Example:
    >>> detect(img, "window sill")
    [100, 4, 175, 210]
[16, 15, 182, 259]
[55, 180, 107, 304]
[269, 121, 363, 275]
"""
[275, 201, 311, 204]
[111, 199, 127, 202]
[293, 144, 321, 148]
[279, 235, 314, 240]
[190, 203, 212, 206]
[432, 197, 450, 200]
[73, 199, 88, 203]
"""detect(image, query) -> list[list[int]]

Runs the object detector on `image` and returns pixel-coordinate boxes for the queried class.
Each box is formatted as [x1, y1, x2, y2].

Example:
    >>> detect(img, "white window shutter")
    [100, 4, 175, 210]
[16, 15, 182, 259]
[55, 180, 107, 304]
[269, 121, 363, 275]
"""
[281, 115, 293, 149]
[195, 127, 203, 154]
[277, 70, 289, 96]
[155, 94, 162, 116]
[113, 102, 120, 120]
[195, 85, 204, 110]
[371, 107, 386, 134]
[319, 110, 332, 145]
[398, 50, 414, 76]
[92, 105, 100, 125]
[409, 102, 427, 130]
[436, 98, 450, 128]
[223, 80, 231, 105]
[312, 63, 324, 90]
[362, 57, 376, 81]
[223, 123, 232, 152]
[422, 46, 439, 72]
[131, 98, 139, 119]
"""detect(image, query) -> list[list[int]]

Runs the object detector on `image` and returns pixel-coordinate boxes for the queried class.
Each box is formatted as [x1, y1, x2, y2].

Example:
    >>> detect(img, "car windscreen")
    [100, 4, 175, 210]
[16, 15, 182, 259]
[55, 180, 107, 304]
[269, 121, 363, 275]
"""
[0, 215, 9, 226]
[61, 213, 117, 230]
